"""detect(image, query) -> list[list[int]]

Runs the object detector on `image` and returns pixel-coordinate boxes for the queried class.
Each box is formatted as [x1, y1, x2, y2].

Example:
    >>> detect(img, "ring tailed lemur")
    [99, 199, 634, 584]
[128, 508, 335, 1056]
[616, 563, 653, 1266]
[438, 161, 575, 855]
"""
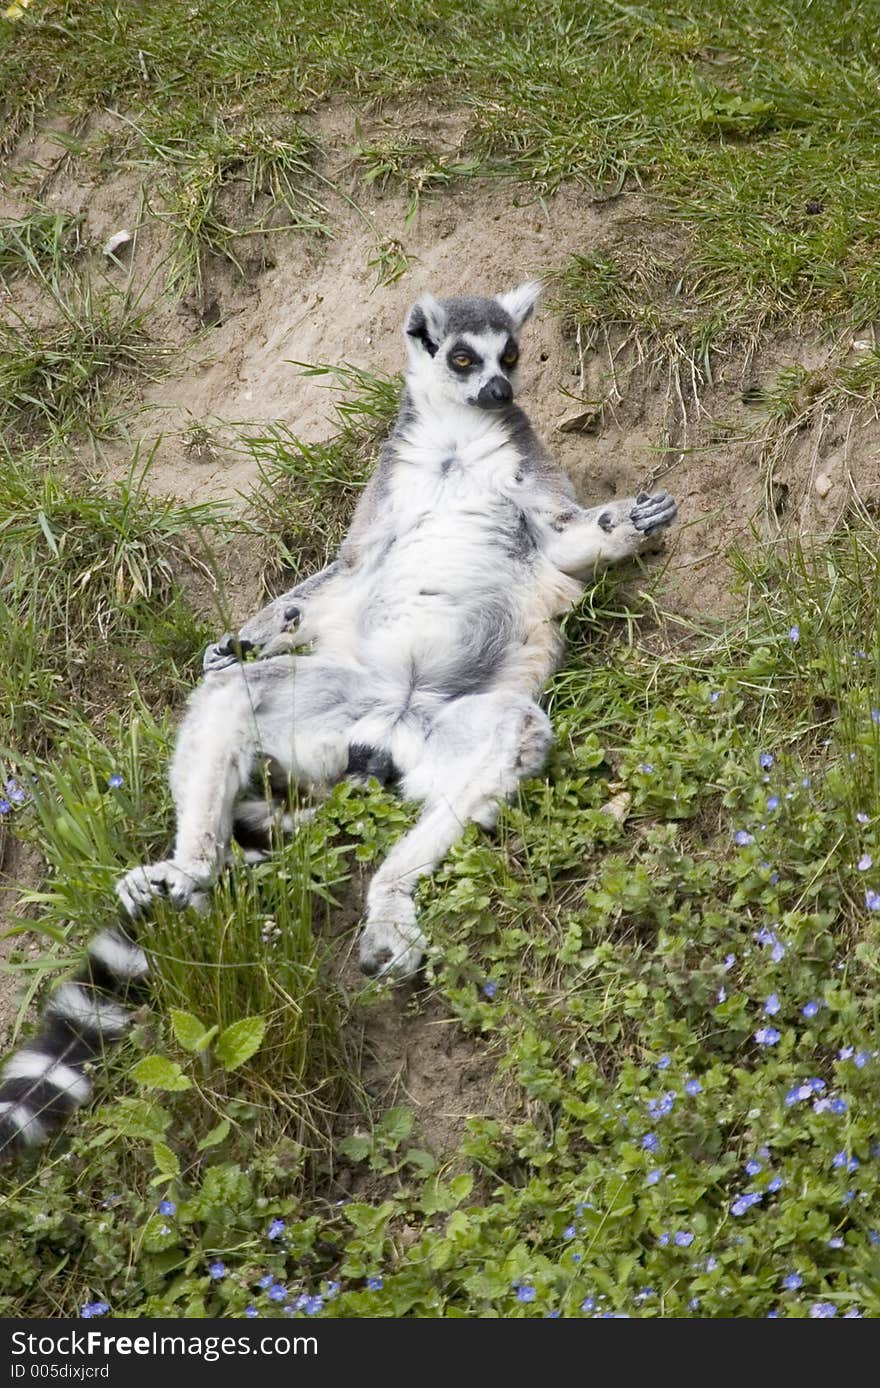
[0, 281, 677, 1157]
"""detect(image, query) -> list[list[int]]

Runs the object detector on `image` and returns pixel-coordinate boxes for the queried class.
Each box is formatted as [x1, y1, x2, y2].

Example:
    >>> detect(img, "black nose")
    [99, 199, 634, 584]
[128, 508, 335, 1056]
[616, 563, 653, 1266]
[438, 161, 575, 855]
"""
[477, 376, 513, 409]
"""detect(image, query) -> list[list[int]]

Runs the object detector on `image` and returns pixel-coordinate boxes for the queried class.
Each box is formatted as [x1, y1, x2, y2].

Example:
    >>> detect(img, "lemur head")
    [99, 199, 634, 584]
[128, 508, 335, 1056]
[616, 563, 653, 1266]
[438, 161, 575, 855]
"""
[403, 281, 541, 412]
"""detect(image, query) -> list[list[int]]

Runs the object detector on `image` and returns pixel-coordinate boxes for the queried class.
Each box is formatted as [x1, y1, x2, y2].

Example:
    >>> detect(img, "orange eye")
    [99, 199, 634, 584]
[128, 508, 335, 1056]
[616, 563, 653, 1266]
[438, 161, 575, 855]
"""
[502, 350, 519, 367]
[452, 354, 473, 368]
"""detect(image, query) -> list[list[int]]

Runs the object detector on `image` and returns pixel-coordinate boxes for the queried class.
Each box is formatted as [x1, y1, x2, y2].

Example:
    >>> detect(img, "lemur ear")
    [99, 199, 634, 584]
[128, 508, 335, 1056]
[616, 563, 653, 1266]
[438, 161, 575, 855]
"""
[496, 280, 542, 330]
[405, 293, 448, 357]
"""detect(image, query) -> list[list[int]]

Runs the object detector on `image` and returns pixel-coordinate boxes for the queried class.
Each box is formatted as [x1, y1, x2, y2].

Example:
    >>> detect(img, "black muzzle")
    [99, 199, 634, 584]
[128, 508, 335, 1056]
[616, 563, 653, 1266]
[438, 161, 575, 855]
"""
[476, 376, 513, 409]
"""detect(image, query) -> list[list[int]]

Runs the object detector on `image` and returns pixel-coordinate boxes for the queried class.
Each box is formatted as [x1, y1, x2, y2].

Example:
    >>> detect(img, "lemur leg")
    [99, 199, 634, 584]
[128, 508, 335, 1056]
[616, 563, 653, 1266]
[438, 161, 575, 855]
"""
[115, 673, 261, 916]
[358, 694, 552, 979]
[544, 491, 678, 576]
[116, 658, 359, 918]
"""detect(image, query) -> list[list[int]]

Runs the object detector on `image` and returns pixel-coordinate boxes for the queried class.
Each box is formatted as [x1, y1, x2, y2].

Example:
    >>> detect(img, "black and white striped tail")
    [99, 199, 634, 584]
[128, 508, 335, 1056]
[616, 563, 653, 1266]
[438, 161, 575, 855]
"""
[0, 924, 149, 1160]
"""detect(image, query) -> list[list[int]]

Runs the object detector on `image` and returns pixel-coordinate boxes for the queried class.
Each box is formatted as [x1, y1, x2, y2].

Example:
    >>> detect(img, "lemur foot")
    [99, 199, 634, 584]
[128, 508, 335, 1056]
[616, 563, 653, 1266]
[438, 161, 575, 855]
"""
[115, 860, 213, 918]
[358, 892, 427, 981]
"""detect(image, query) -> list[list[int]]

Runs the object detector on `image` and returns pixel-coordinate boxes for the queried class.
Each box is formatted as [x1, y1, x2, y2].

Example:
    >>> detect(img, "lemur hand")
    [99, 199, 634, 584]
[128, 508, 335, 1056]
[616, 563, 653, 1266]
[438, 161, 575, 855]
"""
[202, 601, 303, 675]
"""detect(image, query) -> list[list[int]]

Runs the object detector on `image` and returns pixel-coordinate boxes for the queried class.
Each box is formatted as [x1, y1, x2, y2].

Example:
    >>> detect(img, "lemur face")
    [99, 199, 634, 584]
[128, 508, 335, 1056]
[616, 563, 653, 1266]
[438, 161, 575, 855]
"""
[403, 281, 542, 411]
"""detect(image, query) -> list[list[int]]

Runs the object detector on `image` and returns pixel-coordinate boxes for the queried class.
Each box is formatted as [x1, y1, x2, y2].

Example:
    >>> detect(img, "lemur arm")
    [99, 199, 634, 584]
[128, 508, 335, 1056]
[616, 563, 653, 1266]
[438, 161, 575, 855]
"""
[528, 489, 678, 579]
[201, 460, 391, 674]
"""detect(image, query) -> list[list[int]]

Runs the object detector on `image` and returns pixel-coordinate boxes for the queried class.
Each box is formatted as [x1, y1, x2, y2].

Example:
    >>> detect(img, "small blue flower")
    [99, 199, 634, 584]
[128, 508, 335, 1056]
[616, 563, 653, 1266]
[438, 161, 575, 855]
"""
[656, 1054, 671, 1070]
[108, 773, 123, 789]
[872, 709, 880, 724]
[208, 1261, 226, 1280]
[786, 1082, 812, 1106]
[704, 1254, 718, 1272]
[268, 1283, 287, 1301]
[766, 795, 780, 811]
[639, 763, 654, 774]
[760, 752, 774, 770]
[158, 1199, 176, 1216]
[754, 1027, 781, 1046]
[788, 625, 800, 644]
[366, 1276, 384, 1292]
[744, 1159, 762, 1176]
[244, 1306, 259, 1318]
[766, 1176, 784, 1193]
[828, 1236, 844, 1249]
[641, 1132, 660, 1153]
[685, 1078, 702, 1096]
[516, 1285, 536, 1303]
[830, 1097, 848, 1115]
[764, 993, 781, 1016]
[581, 1297, 596, 1313]
[674, 1231, 694, 1247]
[325, 1281, 340, 1298]
[0, 800, 11, 815]
[832, 1151, 859, 1172]
[482, 980, 497, 999]
[839, 1045, 855, 1060]
[783, 1272, 803, 1291]
[267, 1219, 286, 1239]
[258, 1274, 274, 1289]
[810, 1302, 837, 1318]
[731, 1192, 763, 1217]
[710, 690, 721, 703]
[843, 1308, 863, 1318]
[657, 1233, 670, 1247]
[562, 1224, 577, 1239]
[734, 830, 755, 846]
[865, 890, 880, 911]
[716, 986, 727, 1003]
[854, 1050, 872, 1068]
[80, 1302, 109, 1319]
[303, 1296, 324, 1315]
[646, 1169, 663, 1186]
[647, 1092, 676, 1120]
[801, 1000, 820, 1019]
[723, 953, 736, 972]
[858, 854, 873, 871]
[856, 812, 870, 824]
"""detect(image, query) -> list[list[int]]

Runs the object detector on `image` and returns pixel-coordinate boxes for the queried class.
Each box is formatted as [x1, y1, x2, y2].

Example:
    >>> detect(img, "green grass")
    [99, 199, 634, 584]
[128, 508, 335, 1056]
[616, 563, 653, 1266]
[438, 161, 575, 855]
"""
[4, 1, 880, 346]
[3, 0, 880, 1323]
[128, 116, 331, 299]
[0, 207, 83, 280]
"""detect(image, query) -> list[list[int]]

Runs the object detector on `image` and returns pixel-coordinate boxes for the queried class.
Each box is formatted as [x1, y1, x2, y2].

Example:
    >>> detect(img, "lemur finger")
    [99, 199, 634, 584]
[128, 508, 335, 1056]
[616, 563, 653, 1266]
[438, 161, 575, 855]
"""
[632, 493, 678, 534]
[114, 870, 153, 918]
[202, 635, 239, 674]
